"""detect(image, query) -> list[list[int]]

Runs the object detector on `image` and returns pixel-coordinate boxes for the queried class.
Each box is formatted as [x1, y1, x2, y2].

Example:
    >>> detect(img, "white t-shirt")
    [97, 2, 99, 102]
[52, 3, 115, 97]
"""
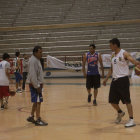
[0, 60, 10, 86]
[112, 49, 129, 79]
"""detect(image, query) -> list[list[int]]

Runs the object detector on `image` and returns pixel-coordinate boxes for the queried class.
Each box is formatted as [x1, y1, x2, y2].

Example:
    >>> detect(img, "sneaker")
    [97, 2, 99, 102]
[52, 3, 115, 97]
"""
[115, 112, 125, 124]
[16, 89, 22, 93]
[125, 119, 136, 128]
[88, 94, 92, 103]
[27, 116, 35, 123]
[35, 118, 48, 126]
[1, 105, 4, 110]
[18, 89, 22, 93]
[93, 99, 97, 106]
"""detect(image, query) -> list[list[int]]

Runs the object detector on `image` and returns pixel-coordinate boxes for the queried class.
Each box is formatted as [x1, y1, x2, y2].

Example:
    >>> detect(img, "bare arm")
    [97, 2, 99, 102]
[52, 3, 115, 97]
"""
[124, 52, 140, 66]
[82, 53, 87, 78]
[98, 53, 104, 78]
[103, 65, 113, 86]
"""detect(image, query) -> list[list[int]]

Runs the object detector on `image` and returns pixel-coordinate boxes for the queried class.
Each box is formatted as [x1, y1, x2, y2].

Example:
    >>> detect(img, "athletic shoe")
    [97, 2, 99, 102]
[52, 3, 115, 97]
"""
[1, 105, 4, 110]
[27, 116, 35, 123]
[16, 89, 22, 93]
[35, 118, 48, 126]
[88, 94, 92, 103]
[115, 112, 125, 124]
[18, 89, 22, 93]
[93, 99, 97, 106]
[125, 119, 136, 128]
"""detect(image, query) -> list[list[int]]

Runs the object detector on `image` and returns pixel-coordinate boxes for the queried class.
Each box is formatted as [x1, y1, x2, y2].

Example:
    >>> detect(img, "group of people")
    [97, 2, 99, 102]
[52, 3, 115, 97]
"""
[83, 38, 140, 128]
[0, 38, 139, 127]
[0, 52, 29, 109]
[0, 46, 47, 126]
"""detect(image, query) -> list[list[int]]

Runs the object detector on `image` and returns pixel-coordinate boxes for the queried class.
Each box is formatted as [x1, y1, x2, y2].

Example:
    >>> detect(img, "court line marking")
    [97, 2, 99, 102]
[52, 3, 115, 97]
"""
[45, 83, 140, 86]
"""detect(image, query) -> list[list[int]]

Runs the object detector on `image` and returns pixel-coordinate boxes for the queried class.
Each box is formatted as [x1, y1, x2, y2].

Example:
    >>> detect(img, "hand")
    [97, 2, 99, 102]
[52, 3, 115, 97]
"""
[103, 79, 107, 86]
[37, 87, 42, 94]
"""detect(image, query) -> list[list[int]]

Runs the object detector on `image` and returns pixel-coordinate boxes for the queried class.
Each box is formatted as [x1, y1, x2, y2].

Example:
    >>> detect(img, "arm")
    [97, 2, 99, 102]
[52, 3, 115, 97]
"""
[98, 53, 104, 78]
[82, 53, 87, 78]
[103, 65, 113, 86]
[124, 52, 140, 66]
[29, 62, 42, 93]
[29, 62, 39, 88]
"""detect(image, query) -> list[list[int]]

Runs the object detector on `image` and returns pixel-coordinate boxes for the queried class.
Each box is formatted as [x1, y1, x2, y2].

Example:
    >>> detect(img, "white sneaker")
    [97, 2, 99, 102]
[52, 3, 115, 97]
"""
[125, 119, 136, 128]
[115, 112, 125, 124]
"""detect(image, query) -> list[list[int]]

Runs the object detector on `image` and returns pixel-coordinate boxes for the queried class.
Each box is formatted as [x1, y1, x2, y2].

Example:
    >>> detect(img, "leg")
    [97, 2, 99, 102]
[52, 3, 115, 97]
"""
[87, 88, 92, 103]
[0, 98, 4, 109]
[36, 102, 41, 119]
[19, 80, 22, 89]
[111, 103, 125, 124]
[126, 103, 133, 118]
[87, 88, 91, 95]
[4, 96, 9, 109]
[35, 102, 48, 126]
[16, 82, 18, 90]
[0, 98, 3, 106]
[86, 75, 92, 103]
[125, 103, 135, 127]
[93, 88, 98, 106]
[94, 88, 98, 100]
[93, 75, 100, 105]
[31, 103, 37, 117]
[22, 72, 26, 90]
[111, 103, 122, 112]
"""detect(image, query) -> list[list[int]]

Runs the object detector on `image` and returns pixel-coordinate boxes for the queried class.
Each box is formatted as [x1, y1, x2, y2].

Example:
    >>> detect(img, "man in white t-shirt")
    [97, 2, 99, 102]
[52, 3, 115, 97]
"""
[103, 38, 140, 128]
[0, 53, 11, 109]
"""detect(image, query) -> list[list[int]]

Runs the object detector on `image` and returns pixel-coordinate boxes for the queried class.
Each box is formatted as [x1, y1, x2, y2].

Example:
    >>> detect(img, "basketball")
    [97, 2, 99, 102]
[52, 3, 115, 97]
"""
[9, 90, 16, 96]
[135, 65, 140, 76]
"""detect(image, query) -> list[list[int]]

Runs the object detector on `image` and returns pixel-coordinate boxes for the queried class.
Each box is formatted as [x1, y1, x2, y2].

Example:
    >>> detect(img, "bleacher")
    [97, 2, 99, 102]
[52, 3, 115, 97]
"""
[0, 0, 140, 62]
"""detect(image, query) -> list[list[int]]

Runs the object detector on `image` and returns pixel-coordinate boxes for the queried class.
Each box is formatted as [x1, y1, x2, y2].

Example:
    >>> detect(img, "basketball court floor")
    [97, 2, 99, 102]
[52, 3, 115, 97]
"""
[0, 78, 140, 140]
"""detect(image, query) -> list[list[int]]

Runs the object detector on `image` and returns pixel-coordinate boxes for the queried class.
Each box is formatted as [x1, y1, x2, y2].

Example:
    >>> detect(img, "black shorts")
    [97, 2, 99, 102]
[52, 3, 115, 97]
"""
[86, 74, 101, 89]
[109, 76, 131, 104]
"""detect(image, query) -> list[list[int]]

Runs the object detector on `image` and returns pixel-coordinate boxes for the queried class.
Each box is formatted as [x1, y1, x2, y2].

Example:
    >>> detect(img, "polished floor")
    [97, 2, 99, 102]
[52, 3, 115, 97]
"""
[0, 78, 140, 140]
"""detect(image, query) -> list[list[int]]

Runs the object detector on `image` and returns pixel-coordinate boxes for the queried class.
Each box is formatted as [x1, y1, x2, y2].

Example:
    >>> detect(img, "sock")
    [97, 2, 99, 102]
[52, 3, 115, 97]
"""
[118, 110, 122, 113]
[130, 117, 133, 119]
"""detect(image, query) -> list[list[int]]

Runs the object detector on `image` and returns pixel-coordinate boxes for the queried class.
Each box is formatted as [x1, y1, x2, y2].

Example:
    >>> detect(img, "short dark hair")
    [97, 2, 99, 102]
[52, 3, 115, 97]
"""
[109, 38, 120, 48]
[3, 53, 10, 60]
[33, 46, 42, 53]
[89, 43, 96, 49]
[15, 51, 20, 57]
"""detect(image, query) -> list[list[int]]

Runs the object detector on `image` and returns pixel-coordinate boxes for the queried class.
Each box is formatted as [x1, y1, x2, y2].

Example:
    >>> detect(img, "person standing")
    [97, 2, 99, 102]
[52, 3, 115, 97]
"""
[0, 53, 11, 109]
[22, 54, 28, 91]
[27, 46, 48, 126]
[103, 38, 140, 127]
[83, 43, 104, 106]
[14, 51, 22, 93]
